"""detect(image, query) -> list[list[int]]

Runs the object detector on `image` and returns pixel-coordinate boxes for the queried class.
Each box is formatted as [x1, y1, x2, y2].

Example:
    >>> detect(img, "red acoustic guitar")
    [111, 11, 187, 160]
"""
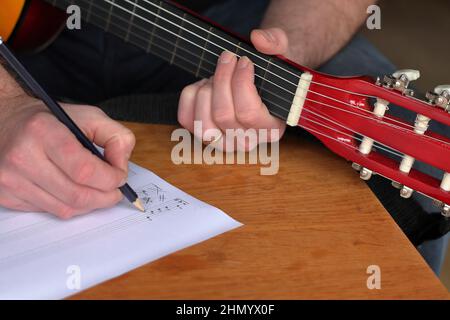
[2, 0, 450, 216]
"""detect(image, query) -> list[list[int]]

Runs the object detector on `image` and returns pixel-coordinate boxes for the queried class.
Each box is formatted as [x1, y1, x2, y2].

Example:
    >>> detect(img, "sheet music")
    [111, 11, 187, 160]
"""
[0, 163, 241, 299]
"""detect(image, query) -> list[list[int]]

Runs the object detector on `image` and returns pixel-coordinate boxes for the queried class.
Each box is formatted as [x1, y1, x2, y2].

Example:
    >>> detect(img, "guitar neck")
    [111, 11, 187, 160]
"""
[46, 0, 307, 122]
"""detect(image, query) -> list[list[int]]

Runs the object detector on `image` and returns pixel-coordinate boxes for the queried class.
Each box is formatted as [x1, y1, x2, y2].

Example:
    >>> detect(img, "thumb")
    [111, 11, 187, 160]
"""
[64, 105, 136, 175]
[250, 28, 290, 56]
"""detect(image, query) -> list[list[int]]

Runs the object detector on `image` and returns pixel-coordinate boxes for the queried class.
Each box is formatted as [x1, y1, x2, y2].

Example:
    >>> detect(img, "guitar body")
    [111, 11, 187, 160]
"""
[0, 0, 66, 53]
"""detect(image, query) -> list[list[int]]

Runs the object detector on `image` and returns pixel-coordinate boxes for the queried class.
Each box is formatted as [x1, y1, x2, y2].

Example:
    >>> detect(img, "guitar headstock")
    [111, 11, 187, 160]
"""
[298, 67, 450, 216]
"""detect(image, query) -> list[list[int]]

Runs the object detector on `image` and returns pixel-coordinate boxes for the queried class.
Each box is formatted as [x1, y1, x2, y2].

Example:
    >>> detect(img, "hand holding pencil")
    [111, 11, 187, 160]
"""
[0, 40, 143, 218]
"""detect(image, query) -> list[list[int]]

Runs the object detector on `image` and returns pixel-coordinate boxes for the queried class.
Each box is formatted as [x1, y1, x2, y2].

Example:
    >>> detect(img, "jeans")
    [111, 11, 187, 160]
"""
[20, 0, 448, 274]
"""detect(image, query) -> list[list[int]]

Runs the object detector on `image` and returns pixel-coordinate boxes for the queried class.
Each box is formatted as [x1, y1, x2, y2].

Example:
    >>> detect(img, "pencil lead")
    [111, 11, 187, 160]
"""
[133, 199, 146, 213]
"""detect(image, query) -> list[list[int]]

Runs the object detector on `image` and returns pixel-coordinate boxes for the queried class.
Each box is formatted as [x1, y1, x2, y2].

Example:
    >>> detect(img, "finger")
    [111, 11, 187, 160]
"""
[0, 190, 42, 212]
[232, 56, 285, 133]
[25, 154, 123, 211]
[194, 79, 223, 144]
[44, 123, 127, 192]
[64, 106, 135, 174]
[178, 79, 208, 133]
[0, 171, 83, 219]
[250, 28, 289, 56]
[212, 51, 242, 131]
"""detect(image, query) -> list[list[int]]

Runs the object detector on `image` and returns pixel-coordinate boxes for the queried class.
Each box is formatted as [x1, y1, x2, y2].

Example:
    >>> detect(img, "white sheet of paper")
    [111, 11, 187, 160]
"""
[0, 163, 241, 299]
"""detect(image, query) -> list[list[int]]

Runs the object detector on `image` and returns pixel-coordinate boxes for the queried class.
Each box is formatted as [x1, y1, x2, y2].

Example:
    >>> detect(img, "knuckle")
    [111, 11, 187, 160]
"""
[121, 129, 136, 150]
[70, 188, 92, 209]
[0, 171, 18, 191]
[197, 83, 211, 98]
[213, 69, 229, 83]
[90, 106, 106, 116]
[4, 148, 26, 169]
[73, 159, 96, 185]
[213, 109, 234, 126]
[235, 109, 258, 127]
[232, 75, 250, 89]
[59, 139, 81, 157]
[24, 113, 49, 136]
[0, 195, 20, 210]
[180, 84, 197, 102]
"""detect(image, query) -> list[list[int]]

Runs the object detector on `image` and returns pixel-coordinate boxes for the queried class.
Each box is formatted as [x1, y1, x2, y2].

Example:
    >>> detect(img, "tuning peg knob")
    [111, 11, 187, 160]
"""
[379, 69, 420, 96]
[359, 168, 373, 181]
[434, 84, 450, 95]
[392, 69, 421, 82]
[426, 85, 450, 112]
[400, 186, 414, 198]
[442, 204, 450, 218]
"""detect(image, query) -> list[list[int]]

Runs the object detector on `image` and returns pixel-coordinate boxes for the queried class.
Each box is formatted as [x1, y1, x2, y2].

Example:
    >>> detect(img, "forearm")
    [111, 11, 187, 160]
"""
[261, 0, 376, 68]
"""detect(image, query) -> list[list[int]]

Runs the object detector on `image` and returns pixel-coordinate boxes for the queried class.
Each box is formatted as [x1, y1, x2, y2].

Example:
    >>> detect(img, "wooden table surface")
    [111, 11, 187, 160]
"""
[73, 123, 449, 299]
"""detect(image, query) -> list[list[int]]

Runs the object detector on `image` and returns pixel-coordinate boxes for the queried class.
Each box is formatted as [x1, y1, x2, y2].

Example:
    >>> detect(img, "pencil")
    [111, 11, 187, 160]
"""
[0, 38, 145, 213]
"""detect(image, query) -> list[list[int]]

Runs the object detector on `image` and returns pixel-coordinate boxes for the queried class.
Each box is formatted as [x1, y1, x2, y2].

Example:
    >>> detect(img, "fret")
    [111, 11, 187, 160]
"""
[85, 0, 94, 23]
[234, 42, 242, 55]
[124, 1, 138, 42]
[108, 0, 135, 40]
[145, 1, 161, 53]
[195, 26, 216, 78]
[258, 57, 272, 95]
[104, 0, 115, 32]
[45, 0, 298, 121]
[84, 1, 110, 30]
[170, 13, 186, 65]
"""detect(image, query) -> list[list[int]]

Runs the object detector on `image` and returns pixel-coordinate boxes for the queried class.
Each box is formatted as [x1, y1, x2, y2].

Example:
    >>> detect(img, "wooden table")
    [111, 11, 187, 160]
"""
[73, 123, 449, 299]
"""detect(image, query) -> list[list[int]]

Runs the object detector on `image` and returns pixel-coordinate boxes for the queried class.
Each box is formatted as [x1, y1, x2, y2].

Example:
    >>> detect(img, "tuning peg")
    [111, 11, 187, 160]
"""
[426, 85, 450, 112]
[351, 163, 362, 171]
[377, 69, 420, 96]
[400, 186, 414, 198]
[392, 69, 421, 81]
[442, 205, 450, 218]
[359, 168, 373, 181]
[432, 199, 450, 218]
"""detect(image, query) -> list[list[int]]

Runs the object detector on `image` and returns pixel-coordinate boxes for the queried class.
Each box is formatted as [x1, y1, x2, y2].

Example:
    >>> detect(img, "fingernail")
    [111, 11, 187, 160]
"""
[120, 175, 127, 186]
[219, 51, 234, 64]
[238, 56, 250, 69]
[258, 29, 275, 43]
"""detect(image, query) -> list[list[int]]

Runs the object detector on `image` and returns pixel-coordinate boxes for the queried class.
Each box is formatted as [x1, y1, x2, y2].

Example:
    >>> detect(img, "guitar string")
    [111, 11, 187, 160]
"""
[56, 0, 449, 154]
[110, 0, 380, 108]
[64, 8, 404, 159]
[55, 5, 412, 159]
[131, 0, 376, 98]
[92, 0, 450, 144]
[59, 0, 449, 144]
[131, 0, 450, 136]
[69, 0, 423, 133]
[134, 0, 446, 135]
[106, 0, 450, 147]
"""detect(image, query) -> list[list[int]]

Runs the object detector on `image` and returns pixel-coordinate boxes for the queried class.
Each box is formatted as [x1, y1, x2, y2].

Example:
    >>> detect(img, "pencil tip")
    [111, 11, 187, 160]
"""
[133, 199, 146, 213]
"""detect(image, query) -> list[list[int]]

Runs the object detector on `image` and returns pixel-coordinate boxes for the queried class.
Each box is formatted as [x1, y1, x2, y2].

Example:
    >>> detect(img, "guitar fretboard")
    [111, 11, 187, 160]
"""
[47, 0, 306, 121]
